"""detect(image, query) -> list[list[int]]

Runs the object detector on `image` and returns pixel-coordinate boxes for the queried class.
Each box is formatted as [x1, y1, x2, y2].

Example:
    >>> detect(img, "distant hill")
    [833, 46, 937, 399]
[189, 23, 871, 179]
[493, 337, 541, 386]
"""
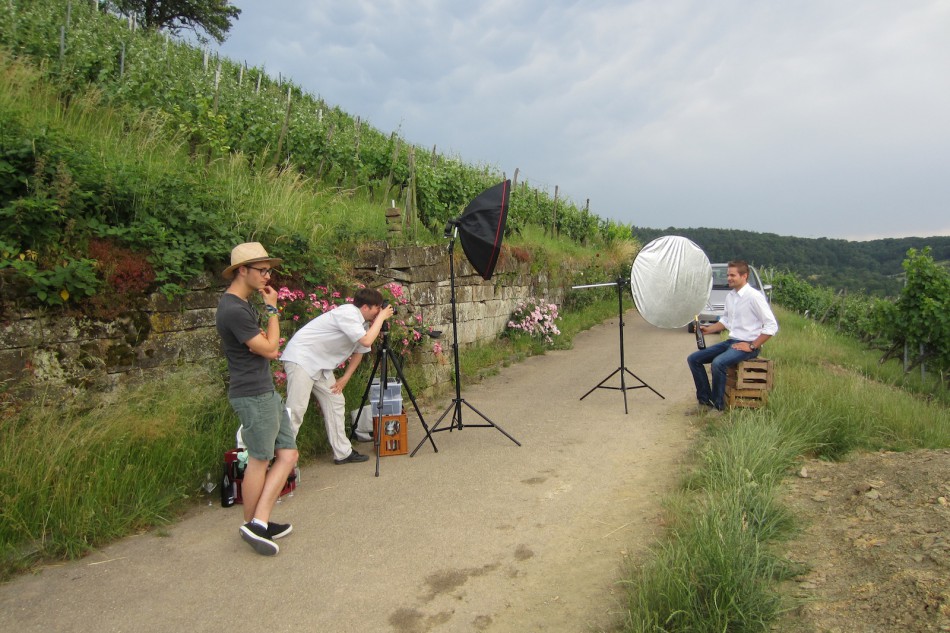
[631, 226, 950, 296]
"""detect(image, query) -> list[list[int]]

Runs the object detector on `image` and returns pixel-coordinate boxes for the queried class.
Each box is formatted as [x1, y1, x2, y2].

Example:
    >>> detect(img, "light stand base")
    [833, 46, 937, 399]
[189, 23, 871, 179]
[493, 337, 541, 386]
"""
[576, 276, 665, 414]
[410, 398, 520, 456]
[580, 366, 664, 414]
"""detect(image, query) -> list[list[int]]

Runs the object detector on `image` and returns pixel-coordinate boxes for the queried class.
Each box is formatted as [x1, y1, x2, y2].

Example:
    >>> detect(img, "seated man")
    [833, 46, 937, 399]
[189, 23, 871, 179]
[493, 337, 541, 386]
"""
[687, 260, 778, 414]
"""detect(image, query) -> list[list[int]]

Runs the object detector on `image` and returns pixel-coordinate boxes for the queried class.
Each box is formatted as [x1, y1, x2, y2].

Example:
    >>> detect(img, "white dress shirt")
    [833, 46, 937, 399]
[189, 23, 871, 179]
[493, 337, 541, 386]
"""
[281, 303, 371, 380]
[720, 283, 779, 342]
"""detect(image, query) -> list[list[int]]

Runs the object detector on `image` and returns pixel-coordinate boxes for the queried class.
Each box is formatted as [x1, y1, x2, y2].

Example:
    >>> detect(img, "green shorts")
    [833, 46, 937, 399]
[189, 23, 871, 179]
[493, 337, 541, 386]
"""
[229, 390, 297, 461]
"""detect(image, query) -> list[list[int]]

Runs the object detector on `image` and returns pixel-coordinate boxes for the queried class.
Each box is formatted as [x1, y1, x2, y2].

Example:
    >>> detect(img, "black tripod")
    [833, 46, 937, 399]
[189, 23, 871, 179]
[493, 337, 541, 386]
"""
[576, 277, 664, 413]
[354, 322, 434, 476]
[410, 229, 520, 456]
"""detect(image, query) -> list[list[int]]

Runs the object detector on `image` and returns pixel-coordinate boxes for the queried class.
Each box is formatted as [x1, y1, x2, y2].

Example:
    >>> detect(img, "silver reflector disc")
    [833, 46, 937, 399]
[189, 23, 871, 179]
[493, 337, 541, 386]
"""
[630, 236, 712, 329]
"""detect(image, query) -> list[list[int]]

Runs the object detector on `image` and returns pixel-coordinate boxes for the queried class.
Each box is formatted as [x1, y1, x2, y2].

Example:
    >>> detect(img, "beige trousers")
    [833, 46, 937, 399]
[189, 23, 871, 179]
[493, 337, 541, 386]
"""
[283, 361, 353, 461]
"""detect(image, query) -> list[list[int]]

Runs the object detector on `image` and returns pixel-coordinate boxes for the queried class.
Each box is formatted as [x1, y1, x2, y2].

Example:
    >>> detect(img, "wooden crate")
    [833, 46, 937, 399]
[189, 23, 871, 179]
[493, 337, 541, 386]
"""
[374, 411, 408, 456]
[725, 358, 773, 409]
[726, 358, 773, 390]
[726, 388, 769, 409]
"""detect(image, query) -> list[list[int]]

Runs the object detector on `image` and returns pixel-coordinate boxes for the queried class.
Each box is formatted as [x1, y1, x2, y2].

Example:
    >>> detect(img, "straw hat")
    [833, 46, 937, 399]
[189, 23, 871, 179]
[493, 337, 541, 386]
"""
[222, 242, 283, 279]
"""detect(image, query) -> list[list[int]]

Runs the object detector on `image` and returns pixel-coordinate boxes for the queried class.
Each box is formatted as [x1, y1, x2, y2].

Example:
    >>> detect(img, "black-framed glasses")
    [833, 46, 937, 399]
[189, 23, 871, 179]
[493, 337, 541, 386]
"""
[248, 266, 273, 277]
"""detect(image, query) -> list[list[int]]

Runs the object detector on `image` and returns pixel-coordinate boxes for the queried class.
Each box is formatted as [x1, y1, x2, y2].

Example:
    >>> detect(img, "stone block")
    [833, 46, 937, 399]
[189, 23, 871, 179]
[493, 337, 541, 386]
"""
[148, 308, 216, 334]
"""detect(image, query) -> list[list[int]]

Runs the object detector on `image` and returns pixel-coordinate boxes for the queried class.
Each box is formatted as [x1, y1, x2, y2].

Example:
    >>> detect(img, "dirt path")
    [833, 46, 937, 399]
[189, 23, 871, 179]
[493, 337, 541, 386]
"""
[0, 311, 699, 633]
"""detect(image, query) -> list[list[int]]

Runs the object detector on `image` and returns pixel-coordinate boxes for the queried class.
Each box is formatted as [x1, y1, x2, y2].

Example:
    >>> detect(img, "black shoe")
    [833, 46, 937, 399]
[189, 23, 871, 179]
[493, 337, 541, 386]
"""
[240, 522, 279, 556]
[266, 522, 293, 540]
[334, 450, 369, 465]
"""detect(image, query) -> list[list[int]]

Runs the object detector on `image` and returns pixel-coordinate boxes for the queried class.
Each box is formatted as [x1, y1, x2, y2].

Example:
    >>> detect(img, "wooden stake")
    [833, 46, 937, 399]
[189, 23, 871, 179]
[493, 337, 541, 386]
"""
[407, 147, 418, 237]
[274, 86, 293, 167]
[383, 132, 401, 204]
[213, 62, 222, 113]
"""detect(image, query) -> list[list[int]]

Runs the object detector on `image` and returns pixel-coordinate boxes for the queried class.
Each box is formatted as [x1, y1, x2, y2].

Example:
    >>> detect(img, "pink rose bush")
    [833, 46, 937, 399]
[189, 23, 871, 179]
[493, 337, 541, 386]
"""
[506, 299, 561, 345]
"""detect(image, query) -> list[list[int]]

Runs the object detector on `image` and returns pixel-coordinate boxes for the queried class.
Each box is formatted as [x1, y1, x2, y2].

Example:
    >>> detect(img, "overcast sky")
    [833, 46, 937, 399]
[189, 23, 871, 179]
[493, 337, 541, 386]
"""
[215, 1, 950, 241]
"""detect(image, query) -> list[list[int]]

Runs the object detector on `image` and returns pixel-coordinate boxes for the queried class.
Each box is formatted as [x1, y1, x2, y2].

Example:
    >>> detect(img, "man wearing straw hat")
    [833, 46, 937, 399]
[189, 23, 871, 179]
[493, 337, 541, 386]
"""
[216, 242, 298, 556]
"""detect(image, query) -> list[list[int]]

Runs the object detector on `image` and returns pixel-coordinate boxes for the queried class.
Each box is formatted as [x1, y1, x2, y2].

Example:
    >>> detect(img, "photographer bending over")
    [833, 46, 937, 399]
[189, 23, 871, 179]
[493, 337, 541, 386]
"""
[282, 288, 394, 464]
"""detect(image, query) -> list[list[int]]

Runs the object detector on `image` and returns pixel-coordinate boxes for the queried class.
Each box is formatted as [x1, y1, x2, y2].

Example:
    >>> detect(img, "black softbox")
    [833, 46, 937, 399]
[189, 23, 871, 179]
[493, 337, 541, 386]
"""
[456, 180, 510, 281]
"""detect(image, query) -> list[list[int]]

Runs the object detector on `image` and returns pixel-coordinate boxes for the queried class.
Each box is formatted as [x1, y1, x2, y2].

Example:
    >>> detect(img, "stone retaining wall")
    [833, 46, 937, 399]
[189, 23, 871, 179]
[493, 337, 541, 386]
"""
[0, 243, 566, 398]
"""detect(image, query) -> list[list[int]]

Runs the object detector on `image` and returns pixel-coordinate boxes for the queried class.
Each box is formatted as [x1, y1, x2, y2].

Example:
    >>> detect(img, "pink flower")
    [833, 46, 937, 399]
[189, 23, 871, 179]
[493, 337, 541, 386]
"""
[433, 342, 443, 355]
[386, 283, 405, 299]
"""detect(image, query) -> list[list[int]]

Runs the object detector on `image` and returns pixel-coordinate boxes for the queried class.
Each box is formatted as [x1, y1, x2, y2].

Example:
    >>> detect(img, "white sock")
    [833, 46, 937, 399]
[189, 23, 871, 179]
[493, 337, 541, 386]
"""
[252, 518, 268, 529]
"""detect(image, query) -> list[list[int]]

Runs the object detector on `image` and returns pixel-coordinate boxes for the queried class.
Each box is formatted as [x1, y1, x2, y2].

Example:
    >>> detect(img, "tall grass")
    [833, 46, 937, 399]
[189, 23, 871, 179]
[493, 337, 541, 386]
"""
[0, 366, 231, 577]
[622, 306, 949, 631]
[0, 361, 338, 579]
[0, 55, 188, 185]
[214, 155, 394, 251]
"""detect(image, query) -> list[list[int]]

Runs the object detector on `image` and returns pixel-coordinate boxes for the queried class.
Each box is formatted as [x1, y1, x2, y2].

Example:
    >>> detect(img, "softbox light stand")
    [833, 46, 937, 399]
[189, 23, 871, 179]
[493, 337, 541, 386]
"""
[354, 322, 435, 476]
[575, 277, 665, 413]
[412, 179, 520, 455]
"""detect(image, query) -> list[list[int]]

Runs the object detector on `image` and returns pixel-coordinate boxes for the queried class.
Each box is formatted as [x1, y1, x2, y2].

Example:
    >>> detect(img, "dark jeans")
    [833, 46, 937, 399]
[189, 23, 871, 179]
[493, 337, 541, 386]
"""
[687, 339, 758, 410]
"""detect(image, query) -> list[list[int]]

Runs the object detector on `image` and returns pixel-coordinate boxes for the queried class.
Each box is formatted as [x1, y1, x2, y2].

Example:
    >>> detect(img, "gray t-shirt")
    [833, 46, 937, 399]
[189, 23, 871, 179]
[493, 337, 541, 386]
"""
[216, 293, 273, 398]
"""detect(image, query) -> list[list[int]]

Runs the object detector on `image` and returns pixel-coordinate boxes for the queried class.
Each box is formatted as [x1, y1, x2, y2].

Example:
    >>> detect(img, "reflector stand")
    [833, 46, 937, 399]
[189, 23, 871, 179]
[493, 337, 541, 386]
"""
[575, 277, 665, 413]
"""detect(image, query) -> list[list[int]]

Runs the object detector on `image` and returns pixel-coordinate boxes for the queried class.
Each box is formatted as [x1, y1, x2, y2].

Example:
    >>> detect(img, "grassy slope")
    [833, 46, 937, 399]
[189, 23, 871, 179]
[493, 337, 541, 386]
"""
[622, 307, 949, 632]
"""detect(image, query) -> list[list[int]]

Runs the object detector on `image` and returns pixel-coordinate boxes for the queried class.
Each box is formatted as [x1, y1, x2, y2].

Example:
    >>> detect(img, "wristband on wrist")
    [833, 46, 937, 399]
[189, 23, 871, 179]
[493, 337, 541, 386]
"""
[264, 305, 279, 315]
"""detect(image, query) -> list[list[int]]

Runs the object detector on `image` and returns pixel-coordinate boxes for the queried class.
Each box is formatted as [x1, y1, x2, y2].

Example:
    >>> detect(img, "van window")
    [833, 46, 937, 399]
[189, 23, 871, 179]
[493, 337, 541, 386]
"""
[712, 266, 729, 289]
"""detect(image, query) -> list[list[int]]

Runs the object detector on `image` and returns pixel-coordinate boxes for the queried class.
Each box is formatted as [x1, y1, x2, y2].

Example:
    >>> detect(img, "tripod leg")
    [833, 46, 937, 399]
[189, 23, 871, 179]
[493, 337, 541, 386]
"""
[579, 367, 623, 401]
[459, 400, 521, 446]
[623, 367, 665, 400]
[409, 399, 457, 456]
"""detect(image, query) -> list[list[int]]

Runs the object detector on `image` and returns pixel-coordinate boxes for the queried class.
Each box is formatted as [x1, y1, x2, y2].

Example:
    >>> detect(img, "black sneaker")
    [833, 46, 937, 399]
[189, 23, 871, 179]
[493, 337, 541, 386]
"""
[334, 450, 369, 465]
[240, 522, 279, 556]
[267, 522, 293, 540]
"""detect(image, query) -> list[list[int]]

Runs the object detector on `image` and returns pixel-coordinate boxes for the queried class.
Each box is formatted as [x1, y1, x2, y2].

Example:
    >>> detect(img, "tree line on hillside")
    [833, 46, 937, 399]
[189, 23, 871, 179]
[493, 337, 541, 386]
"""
[632, 226, 950, 297]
